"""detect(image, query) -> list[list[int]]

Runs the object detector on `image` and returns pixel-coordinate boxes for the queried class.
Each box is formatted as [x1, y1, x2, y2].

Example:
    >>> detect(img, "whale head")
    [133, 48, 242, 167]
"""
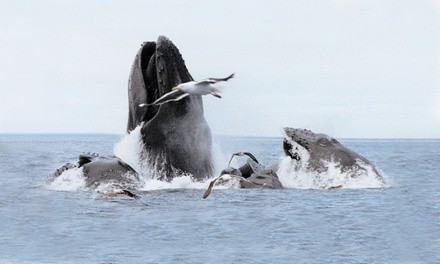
[282, 127, 380, 175]
[126, 36, 213, 180]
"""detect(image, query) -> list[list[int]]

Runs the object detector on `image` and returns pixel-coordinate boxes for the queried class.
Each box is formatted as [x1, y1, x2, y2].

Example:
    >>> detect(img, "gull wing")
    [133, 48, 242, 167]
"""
[242, 152, 259, 164]
[150, 90, 189, 105]
[121, 190, 141, 199]
[202, 174, 250, 199]
[202, 177, 218, 199]
[196, 73, 235, 85]
[227, 151, 259, 167]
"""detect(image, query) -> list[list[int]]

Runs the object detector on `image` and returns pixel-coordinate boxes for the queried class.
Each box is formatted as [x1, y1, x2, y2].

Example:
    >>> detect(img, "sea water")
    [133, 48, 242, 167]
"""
[0, 133, 439, 263]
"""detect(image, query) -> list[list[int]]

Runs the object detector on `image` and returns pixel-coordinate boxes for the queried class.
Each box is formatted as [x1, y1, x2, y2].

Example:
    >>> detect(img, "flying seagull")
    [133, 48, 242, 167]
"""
[139, 73, 234, 107]
[227, 152, 259, 168]
[202, 174, 251, 199]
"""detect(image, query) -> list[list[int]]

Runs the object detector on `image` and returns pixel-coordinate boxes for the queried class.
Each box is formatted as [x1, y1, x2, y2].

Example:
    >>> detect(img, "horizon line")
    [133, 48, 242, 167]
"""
[0, 132, 439, 140]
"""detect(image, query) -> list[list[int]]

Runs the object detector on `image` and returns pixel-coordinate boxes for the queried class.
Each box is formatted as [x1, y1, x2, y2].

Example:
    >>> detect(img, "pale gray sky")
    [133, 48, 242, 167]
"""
[1, 0, 439, 138]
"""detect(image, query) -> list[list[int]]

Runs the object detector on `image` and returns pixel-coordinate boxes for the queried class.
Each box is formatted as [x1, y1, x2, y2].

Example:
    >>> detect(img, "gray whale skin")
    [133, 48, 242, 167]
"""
[127, 35, 213, 180]
[52, 153, 139, 188]
[282, 127, 385, 183]
[52, 36, 214, 187]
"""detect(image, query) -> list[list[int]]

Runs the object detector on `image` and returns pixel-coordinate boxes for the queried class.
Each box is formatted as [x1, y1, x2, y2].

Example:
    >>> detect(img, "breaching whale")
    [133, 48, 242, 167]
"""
[127, 36, 214, 180]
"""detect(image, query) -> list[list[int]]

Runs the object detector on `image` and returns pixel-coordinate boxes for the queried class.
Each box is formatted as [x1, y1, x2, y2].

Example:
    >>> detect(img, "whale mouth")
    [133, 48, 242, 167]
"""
[139, 42, 161, 122]
[127, 36, 200, 133]
[283, 140, 301, 161]
[282, 127, 314, 163]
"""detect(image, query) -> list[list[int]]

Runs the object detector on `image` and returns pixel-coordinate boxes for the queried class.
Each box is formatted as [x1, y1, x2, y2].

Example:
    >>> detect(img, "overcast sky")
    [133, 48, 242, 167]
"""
[1, 0, 439, 138]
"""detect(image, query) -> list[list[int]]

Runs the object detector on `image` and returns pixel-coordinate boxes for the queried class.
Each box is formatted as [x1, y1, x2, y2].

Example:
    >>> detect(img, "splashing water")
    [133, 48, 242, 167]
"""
[113, 125, 144, 173]
[276, 156, 388, 189]
[48, 126, 388, 192]
[47, 167, 86, 191]
[112, 125, 221, 191]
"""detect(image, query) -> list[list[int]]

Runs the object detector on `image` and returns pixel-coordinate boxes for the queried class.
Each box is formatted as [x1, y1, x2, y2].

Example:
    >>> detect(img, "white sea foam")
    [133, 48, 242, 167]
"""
[48, 125, 387, 192]
[211, 142, 229, 175]
[47, 167, 86, 191]
[111, 124, 221, 191]
[113, 125, 144, 173]
[277, 156, 388, 189]
[138, 176, 205, 191]
[277, 129, 387, 189]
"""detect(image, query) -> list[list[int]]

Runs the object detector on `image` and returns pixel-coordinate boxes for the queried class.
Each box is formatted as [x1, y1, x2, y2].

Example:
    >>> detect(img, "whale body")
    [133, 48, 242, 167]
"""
[127, 36, 213, 180]
[280, 127, 386, 188]
[51, 36, 214, 189]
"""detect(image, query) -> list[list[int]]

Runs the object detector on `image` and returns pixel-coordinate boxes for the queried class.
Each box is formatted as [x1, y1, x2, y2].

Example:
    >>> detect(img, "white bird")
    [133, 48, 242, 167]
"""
[202, 174, 250, 199]
[139, 73, 234, 107]
[227, 152, 259, 167]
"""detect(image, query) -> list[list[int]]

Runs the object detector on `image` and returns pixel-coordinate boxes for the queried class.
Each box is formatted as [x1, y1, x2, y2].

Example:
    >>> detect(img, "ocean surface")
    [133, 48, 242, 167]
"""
[0, 133, 439, 263]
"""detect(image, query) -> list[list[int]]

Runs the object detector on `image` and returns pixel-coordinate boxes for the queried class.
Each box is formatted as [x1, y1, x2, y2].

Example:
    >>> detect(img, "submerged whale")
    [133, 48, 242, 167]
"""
[202, 153, 283, 198]
[281, 127, 386, 187]
[51, 153, 140, 198]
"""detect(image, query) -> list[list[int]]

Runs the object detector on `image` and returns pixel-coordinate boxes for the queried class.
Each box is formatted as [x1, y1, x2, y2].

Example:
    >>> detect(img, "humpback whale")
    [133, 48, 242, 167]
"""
[51, 153, 141, 199]
[52, 36, 215, 187]
[281, 127, 386, 187]
[127, 36, 214, 180]
[202, 152, 283, 199]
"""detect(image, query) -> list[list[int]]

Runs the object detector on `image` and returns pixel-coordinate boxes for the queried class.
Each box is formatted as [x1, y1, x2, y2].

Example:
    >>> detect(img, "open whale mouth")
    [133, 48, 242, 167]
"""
[283, 140, 301, 161]
[138, 42, 162, 122]
[282, 127, 313, 162]
[127, 36, 198, 133]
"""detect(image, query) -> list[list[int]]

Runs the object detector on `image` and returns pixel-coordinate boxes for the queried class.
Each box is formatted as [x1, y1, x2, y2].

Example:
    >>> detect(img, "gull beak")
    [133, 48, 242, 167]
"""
[171, 86, 180, 91]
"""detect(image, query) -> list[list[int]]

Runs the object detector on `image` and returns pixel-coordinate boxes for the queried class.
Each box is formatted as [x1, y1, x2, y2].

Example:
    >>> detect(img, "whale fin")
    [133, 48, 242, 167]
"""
[78, 153, 96, 167]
